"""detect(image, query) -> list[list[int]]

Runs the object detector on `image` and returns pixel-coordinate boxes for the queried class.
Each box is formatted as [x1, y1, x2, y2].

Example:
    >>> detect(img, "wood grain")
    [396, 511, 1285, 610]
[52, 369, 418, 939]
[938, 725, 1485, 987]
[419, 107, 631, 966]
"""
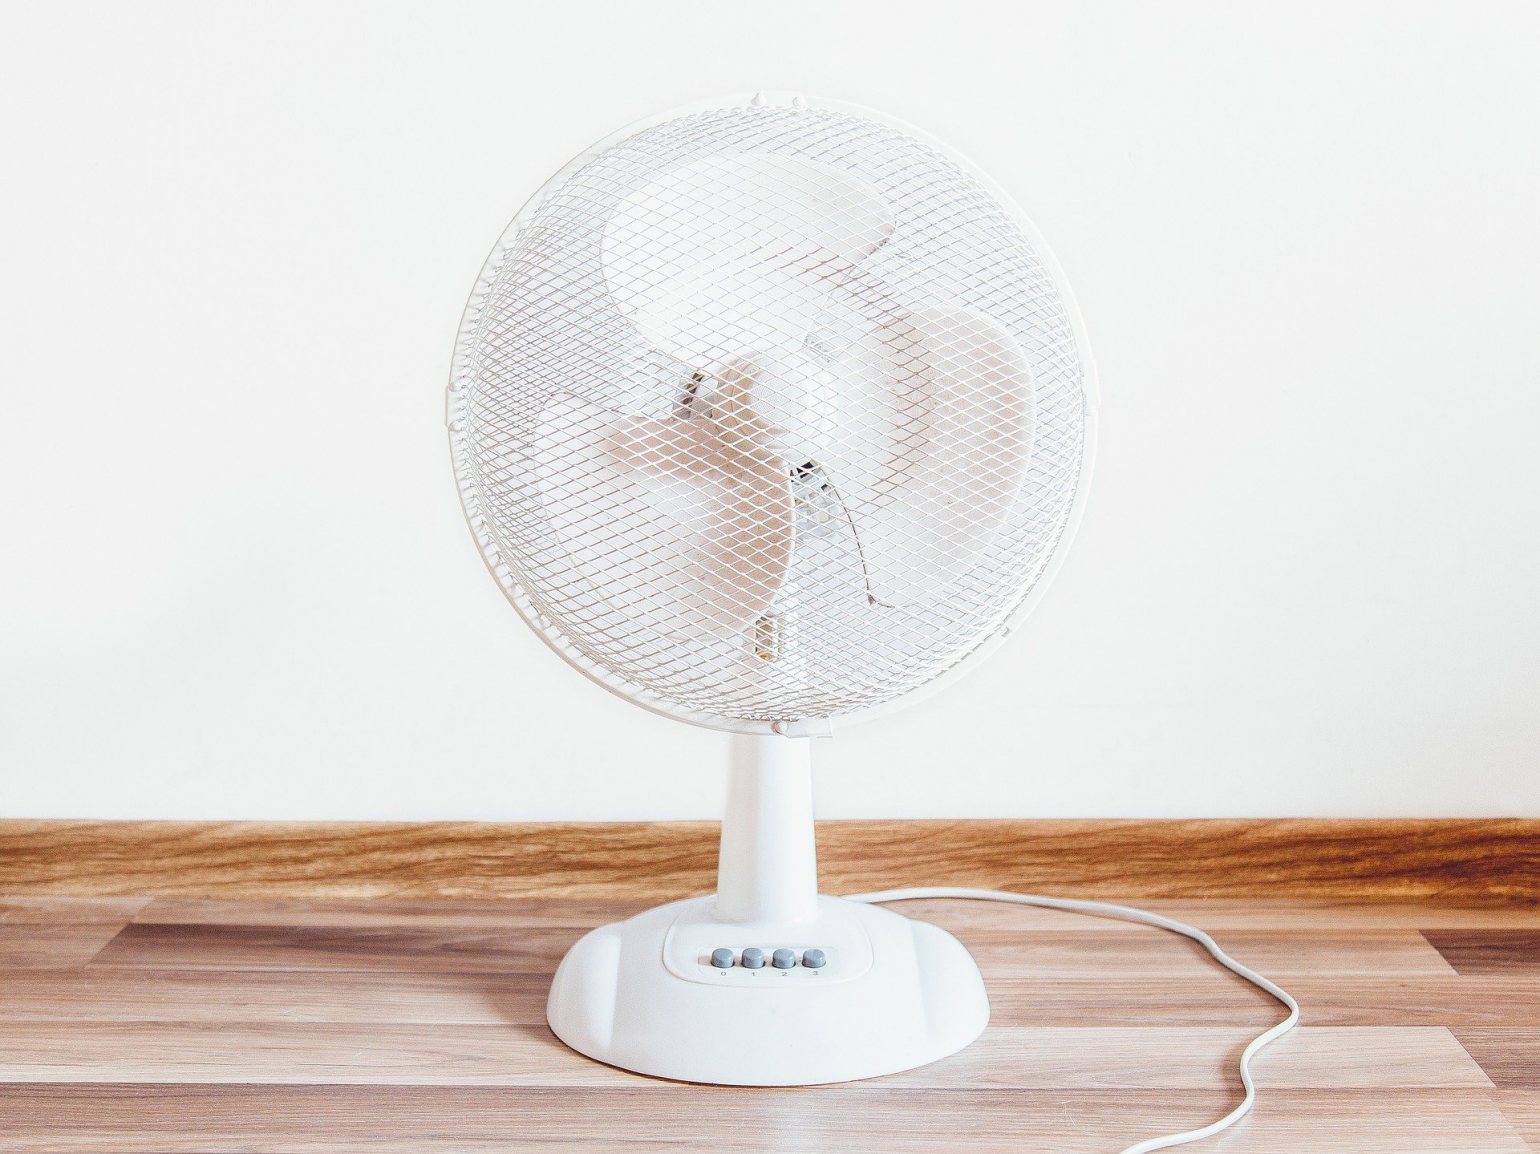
[1425, 930, 1540, 974]
[2, 818, 1537, 901]
[1496, 1089, 1540, 1148]
[1454, 1028, 1540, 1089]
[1, 891, 1536, 1151]
[1, 1086, 1527, 1154]
[0, 1023, 1488, 1089]
[89, 922, 582, 974]
[0, 967, 539, 1025]
[0, 898, 151, 966]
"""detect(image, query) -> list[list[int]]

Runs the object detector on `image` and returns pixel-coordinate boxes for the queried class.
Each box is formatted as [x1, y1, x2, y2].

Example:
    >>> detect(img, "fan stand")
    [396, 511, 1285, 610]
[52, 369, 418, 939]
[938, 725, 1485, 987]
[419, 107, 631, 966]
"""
[545, 734, 989, 1085]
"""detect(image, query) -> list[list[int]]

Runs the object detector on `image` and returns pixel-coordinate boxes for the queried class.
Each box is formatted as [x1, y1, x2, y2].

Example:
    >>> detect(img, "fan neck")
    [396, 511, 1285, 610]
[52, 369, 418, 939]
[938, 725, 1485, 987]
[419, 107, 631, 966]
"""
[714, 734, 818, 925]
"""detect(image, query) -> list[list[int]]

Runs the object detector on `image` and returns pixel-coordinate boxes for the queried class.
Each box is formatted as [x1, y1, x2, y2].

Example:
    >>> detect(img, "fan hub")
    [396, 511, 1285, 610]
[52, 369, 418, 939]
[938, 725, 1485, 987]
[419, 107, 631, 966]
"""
[721, 349, 840, 461]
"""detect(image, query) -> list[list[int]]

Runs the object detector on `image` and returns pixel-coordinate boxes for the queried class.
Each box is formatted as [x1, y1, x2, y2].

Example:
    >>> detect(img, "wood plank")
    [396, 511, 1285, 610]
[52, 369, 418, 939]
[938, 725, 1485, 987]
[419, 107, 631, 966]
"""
[7, 965, 1535, 1031]
[0, 966, 1279, 1032]
[874, 896, 1540, 932]
[83, 920, 1455, 992]
[89, 922, 575, 974]
[0, 967, 539, 1025]
[0, 924, 132, 969]
[1, 818, 1536, 901]
[121, 895, 1540, 933]
[0, 1024, 1487, 1089]
[1426, 930, 1540, 974]
[131, 895, 652, 928]
[132, 919, 1395, 976]
[1455, 1028, 1540, 1089]
[0, 891, 146, 967]
[957, 928, 1457, 979]
[1496, 1090, 1540, 1148]
[876, 1025, 1493, 1090]
[0, 1085, 1525, 1154]
[1236, 975, 1540, 1028]
[985, 974, 1540, 1028]
[0, 896, 149, 923]
[0, 966, 1277, 1031]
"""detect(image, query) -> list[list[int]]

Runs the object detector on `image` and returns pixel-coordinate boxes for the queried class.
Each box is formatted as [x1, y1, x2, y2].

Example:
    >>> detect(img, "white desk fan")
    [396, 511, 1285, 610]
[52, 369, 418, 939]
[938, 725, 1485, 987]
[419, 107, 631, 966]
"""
[448, 94, 1294, 1142]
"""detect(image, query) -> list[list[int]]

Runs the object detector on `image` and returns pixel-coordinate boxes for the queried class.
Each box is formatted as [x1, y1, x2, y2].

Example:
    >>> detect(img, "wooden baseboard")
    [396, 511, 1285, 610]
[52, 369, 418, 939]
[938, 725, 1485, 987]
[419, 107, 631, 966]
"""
[1, 818, 1536, 902]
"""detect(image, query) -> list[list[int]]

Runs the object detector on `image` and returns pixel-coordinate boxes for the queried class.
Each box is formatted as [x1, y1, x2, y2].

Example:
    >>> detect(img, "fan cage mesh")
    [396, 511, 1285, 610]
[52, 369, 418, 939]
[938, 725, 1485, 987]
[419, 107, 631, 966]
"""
[450, 101, 1088, 729]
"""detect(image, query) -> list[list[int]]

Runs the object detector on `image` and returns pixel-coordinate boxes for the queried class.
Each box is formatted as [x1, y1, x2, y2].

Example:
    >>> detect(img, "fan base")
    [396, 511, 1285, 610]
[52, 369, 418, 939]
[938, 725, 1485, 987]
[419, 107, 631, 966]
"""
[546, 893, 988, 1085]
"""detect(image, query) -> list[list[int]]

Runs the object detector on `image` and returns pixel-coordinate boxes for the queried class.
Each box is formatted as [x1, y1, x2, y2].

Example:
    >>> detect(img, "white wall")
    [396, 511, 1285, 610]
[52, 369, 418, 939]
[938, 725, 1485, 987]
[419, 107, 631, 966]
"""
[3, 0, 1537, 821]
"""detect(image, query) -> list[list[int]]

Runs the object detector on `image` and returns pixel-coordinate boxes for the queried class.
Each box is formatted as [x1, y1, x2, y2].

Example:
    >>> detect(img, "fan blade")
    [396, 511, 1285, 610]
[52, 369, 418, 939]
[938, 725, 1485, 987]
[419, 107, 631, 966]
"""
[827, 307, 1034, 606]
[602, 154, 893, 368]
[533, 395, 795, 645]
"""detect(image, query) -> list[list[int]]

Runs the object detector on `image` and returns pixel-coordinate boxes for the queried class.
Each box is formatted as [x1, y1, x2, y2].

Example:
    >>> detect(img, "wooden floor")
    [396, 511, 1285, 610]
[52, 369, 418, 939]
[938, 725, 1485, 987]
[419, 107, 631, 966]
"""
[1, 893, 1537, 1153]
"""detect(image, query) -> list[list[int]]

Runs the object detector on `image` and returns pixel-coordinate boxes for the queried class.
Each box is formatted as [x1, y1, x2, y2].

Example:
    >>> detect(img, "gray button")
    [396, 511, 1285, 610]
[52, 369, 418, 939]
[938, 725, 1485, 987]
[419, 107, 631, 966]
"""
[771, 948, 797, 969]
[801, 948, 827, 969]
[710, 948, 735, 969]
[740, 947, 765, 969]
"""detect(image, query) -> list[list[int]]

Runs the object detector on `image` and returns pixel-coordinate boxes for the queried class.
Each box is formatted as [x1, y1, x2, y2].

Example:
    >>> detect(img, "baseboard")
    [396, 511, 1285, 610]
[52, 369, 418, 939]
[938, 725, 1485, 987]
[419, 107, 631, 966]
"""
[1, 819, 1535, 902]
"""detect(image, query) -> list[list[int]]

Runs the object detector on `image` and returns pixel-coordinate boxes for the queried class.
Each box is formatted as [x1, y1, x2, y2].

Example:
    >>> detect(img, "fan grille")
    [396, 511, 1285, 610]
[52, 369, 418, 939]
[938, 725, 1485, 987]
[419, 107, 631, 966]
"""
[450, 100, 1089, 729]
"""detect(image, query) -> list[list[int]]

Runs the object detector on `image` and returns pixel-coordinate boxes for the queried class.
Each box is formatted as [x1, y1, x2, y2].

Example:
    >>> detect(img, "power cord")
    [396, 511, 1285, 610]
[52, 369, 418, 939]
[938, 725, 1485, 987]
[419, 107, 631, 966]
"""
[845, 887, 1300, 1154]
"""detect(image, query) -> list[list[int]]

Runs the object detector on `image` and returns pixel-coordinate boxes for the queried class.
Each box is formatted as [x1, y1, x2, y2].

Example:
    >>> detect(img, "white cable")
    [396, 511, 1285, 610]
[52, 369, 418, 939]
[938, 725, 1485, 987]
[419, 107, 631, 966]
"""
[845, 886, 1300, 1154]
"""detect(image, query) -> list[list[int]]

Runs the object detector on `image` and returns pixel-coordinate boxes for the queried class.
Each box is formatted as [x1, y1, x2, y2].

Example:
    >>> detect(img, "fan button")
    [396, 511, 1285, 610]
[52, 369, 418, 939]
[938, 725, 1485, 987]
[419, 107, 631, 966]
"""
[771, 948, 797, 969]
[801, 948, 827, 969]
[710, 948, 735, 969]
[740, 947, 765, 969]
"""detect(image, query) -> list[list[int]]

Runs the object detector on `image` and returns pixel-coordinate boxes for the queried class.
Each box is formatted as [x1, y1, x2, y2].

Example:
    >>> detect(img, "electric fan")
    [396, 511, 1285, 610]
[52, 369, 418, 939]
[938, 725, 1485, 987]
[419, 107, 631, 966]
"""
[448, 94, 1295, 1148]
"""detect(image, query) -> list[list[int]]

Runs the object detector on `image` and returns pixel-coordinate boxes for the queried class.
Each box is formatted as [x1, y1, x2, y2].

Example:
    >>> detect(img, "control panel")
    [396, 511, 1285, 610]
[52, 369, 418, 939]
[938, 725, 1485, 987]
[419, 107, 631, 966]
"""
[700, 945, 831, 982]
[661, 897, 875, 987]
